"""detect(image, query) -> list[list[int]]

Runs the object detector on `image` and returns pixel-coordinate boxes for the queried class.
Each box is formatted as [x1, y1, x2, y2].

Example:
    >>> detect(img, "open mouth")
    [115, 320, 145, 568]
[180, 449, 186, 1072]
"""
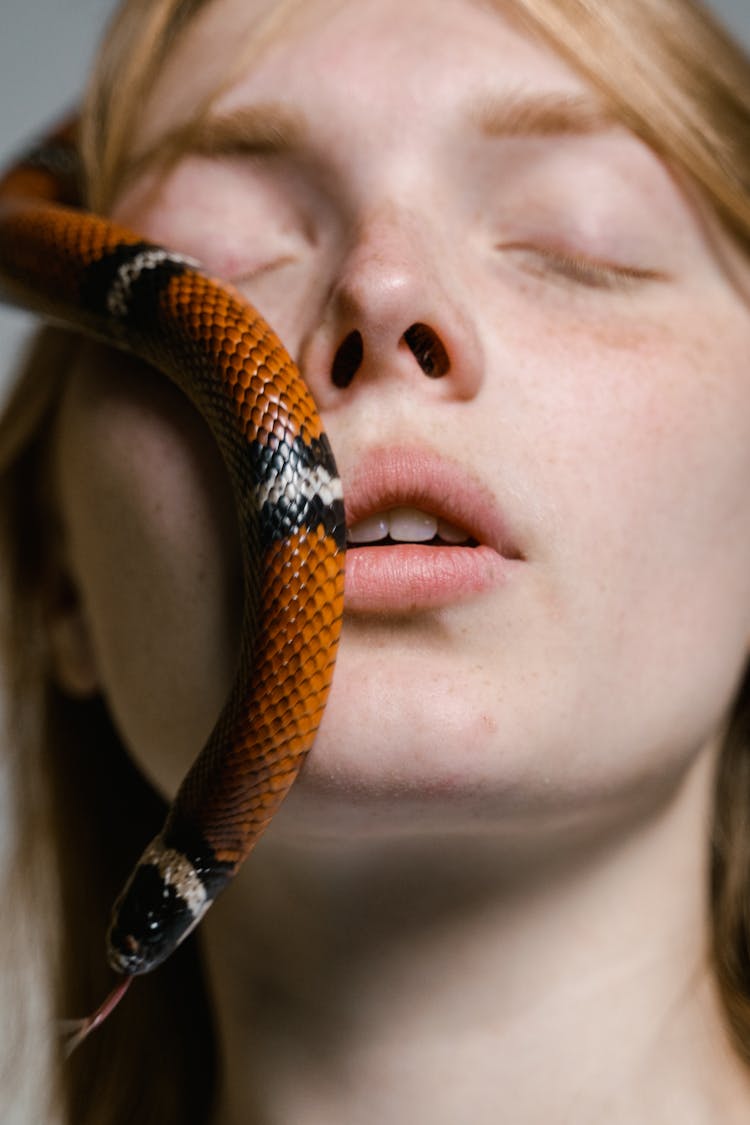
[347, 506, 478, 548]
[340, 448, 524, 612]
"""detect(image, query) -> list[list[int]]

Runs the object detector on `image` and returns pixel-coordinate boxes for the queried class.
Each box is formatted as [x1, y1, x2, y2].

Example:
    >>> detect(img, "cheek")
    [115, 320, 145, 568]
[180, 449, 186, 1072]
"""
[56, 348, 243, 798]
[518, 302, 750, 755]
[505, 289, 750, 577]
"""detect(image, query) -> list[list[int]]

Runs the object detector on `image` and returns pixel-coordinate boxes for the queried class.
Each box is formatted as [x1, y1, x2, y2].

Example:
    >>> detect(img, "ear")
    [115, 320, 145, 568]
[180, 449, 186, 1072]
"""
[46, 585, 100, 698]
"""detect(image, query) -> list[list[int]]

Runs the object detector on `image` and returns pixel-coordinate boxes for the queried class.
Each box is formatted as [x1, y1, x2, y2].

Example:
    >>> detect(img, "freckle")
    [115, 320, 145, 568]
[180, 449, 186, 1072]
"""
[481, 713, 497, 735]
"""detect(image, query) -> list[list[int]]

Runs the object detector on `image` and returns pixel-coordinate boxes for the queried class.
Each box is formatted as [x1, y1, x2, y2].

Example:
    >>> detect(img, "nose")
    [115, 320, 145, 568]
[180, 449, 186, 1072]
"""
[301, 205, 483, 403]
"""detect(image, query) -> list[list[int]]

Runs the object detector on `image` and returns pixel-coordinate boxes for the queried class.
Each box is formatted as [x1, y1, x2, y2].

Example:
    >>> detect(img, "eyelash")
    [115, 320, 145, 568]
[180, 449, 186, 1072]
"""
[233, 253, 297, 283]
[502, 243, 665, 292]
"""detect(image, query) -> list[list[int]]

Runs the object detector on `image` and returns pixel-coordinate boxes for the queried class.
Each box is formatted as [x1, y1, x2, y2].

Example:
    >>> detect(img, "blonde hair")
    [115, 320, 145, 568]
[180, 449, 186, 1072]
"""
[0, 0, 749, 1121]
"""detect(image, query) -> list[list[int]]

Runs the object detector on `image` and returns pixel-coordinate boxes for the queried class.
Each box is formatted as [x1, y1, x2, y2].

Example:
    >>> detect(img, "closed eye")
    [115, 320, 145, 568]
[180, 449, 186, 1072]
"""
[500, 243, 667, 291]
[231, 253, 298, 285]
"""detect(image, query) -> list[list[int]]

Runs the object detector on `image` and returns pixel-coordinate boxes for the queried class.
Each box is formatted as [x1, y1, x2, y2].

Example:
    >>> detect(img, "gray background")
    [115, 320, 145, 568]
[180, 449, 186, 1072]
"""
[0, 0, 749, 377]
[0, 0, 119, 371]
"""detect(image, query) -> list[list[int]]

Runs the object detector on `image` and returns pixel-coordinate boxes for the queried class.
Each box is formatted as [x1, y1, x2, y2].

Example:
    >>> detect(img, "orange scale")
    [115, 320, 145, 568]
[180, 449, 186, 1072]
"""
[306, 670, 329, 698]
[254, 402, 274, 426]
[286, 575, 304, 600]
[263, 683, 289, 710]
[251, 711, 287, 747]
[261, 634, 294, 668]
[292, 612, 326, 648]
[321, 554, 346, 581]
[240, 323, 259, 344]
[318, 625, 341, 651]
[270, 704, 305, 737]
[251, 362, 272, 383]
[273, 754, 304, 781]
[270, 417, 292, 443]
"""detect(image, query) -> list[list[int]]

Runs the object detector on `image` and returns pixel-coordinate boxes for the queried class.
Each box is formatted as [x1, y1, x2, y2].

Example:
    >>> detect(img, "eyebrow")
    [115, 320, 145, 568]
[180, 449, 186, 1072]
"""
[137, 102, 306, 171]
[184, 103, 306, 155]
[468, 91, 620, 138]
[123, 102, 305, 185]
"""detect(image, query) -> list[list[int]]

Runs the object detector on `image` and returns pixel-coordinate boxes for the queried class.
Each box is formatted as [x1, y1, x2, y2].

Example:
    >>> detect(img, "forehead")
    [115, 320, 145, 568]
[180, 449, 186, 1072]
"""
[137, 0, 591, 153]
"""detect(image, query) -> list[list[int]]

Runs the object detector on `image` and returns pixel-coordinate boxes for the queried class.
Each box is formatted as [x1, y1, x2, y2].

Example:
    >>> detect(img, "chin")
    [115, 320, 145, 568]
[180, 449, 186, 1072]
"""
[276, 662, 711, 857]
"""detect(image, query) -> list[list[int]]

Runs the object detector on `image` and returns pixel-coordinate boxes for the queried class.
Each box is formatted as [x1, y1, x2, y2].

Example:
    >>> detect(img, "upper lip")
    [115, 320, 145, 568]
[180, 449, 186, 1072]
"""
[341, 444, 523, 559]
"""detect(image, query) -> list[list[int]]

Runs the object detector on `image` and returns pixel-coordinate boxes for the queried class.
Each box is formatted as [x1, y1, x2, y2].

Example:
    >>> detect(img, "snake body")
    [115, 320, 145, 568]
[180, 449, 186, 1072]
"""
[0, 121, 345, 977]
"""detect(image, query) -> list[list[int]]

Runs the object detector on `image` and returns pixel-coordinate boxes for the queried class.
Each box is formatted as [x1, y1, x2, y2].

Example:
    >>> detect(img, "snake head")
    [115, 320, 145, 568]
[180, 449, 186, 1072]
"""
[107, 860, 207, 975]
[106, 834, 228, 975]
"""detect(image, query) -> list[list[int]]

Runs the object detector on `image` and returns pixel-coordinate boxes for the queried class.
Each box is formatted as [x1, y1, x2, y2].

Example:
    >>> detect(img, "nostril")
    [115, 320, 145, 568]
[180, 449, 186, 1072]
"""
[331, 330, 364, 388]
[403, 323, 450, 378]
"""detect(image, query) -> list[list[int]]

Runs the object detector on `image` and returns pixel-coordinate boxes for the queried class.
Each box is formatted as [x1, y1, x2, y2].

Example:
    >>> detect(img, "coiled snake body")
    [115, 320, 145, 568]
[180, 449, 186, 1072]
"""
[0, 121, 345, 999]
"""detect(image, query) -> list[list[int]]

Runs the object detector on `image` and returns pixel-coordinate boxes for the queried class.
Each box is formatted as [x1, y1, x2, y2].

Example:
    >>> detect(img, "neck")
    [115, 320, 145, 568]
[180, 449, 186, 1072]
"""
[204, 746, 750, 1125]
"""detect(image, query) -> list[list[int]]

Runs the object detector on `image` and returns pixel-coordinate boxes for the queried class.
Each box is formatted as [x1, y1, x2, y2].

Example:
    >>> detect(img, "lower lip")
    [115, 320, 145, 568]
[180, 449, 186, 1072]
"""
[343, 543, 519, 613]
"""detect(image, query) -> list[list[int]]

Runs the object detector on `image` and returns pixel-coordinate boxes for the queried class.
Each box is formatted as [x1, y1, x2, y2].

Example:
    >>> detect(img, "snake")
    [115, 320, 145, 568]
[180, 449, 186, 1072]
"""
[0, 118, 346, 1034]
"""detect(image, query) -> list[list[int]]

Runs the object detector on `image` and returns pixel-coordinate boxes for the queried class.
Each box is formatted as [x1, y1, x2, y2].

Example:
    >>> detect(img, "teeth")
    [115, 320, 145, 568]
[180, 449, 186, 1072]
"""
[345, 513, 390, 544]
[389, 507, 438, 542]
[347, 507, 471, 545]
[437, 518, 471, 543]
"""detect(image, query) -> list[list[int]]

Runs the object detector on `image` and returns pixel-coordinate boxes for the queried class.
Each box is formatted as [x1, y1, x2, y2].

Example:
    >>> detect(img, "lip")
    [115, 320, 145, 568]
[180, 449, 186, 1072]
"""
[342, 445, 525, 613]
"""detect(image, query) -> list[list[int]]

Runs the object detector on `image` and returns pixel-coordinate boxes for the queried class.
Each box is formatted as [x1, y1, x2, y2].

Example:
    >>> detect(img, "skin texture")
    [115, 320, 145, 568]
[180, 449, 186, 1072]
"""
[50, 0, 750, 1121]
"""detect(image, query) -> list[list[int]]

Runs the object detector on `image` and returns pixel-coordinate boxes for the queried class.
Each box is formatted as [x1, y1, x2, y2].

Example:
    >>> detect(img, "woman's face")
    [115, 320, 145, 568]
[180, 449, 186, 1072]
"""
[54, 0, 750, 847]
